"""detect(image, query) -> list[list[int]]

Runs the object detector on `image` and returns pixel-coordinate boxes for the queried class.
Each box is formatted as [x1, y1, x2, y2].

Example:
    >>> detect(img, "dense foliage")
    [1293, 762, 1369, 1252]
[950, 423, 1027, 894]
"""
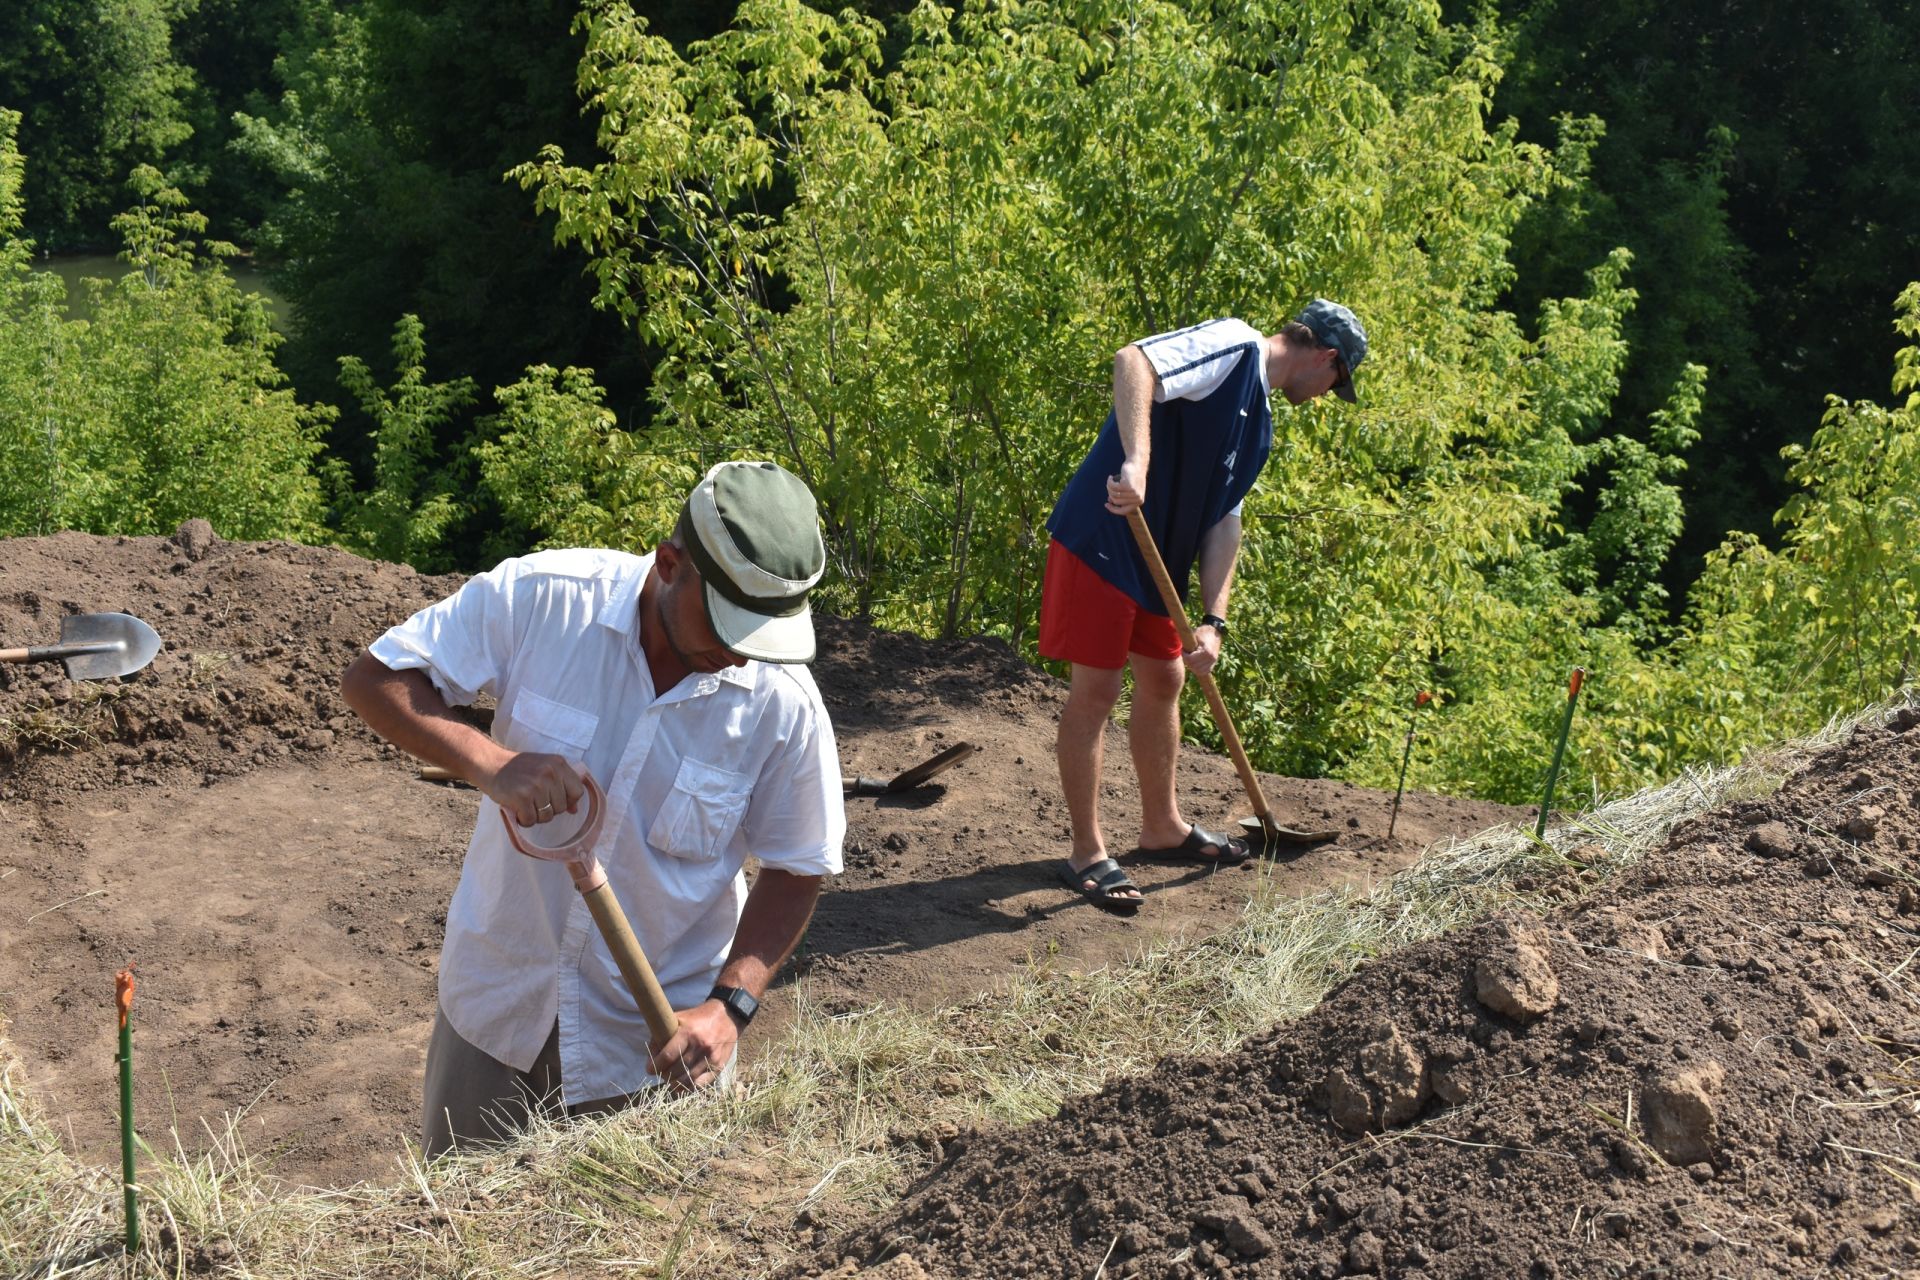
[0, 2, 1915, 810]
[0, 115, 327, 541]
[1493, 0, 1920, 591]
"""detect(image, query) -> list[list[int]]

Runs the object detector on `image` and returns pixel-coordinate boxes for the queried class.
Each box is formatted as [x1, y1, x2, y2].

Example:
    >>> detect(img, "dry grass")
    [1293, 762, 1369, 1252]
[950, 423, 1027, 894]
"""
[2, 694, 1910, 1278]
[0, 682, 129, 760]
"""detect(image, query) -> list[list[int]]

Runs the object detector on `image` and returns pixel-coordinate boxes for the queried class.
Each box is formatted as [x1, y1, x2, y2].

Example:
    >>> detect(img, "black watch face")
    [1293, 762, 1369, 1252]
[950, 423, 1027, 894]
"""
[717, 987, 757, 1024]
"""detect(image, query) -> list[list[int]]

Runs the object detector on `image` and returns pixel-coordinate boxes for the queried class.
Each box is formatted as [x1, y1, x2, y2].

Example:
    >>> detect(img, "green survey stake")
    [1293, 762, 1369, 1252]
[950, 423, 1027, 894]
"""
[1387, 690, 1432, 840]
[1535, 669, 1586, 840]
[116, 967, 138, 1253]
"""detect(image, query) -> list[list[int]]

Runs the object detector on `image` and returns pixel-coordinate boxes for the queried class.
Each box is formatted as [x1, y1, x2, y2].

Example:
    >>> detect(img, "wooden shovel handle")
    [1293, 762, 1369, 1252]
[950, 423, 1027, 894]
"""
[0, 642, 118, 663]
[1122, 508, 1274, 827]
[581, 882, 679, 1052]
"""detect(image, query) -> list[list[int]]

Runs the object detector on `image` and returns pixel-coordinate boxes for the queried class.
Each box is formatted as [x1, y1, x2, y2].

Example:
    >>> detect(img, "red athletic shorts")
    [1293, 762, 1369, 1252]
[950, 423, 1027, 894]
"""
[1037, 541, 1181, 669]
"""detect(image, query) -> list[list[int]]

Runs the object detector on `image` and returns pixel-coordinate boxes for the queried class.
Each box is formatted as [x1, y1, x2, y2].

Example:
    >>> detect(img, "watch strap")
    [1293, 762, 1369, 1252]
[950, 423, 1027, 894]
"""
[1200, 613, 1229, 639]
[710, 984, 758, 1028]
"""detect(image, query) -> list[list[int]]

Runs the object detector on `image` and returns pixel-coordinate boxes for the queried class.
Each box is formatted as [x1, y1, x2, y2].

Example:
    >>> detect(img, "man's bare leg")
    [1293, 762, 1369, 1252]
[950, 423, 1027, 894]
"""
[1056, 663, 1140, 900]
[1128, 653, 1190, 849]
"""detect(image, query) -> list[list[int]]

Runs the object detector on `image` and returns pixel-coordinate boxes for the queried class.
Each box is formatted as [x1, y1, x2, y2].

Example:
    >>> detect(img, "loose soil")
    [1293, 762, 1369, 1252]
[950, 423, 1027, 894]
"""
[0, 526, 1515, 1188]
[790, 708, 1920, 1279]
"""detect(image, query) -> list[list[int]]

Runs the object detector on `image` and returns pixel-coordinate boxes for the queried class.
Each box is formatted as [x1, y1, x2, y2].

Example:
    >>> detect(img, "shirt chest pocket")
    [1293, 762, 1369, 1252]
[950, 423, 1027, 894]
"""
[648, 757, 751, 863]
[503, 689, 598, 760]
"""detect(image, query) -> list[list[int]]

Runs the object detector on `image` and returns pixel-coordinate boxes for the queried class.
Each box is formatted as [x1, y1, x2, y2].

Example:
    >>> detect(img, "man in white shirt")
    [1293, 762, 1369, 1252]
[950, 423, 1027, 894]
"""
[342, 460, 845, 1156]
[1040, 302, 1368, 913]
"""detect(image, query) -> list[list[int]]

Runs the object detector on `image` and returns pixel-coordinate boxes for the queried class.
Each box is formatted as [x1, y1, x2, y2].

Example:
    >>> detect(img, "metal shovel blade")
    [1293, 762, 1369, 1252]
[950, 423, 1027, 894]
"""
[1238, 815, 1340, 851]
[55, 612, 164, 680]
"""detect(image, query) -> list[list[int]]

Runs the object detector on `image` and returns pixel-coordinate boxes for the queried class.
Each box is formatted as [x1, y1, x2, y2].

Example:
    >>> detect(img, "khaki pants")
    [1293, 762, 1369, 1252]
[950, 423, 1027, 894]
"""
[421, 1006, 632, 1159]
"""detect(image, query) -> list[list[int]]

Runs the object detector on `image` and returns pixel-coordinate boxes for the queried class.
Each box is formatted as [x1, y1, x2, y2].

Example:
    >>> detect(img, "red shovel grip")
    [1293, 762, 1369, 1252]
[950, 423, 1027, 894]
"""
[500, 770, 607, 890]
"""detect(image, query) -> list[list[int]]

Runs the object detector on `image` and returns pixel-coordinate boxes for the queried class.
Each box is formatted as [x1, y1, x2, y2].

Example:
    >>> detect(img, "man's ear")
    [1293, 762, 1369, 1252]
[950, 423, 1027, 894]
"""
[654, 539, 684, 581]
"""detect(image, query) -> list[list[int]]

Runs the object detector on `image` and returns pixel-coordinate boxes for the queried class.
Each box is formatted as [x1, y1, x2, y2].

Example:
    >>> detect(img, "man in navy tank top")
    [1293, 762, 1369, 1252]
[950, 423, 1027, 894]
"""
[1039, 300, 1367, 913]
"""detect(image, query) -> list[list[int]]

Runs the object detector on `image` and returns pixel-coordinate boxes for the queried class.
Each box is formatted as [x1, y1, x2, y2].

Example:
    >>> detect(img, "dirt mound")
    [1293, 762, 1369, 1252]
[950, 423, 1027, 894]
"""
[0, 524, 461, 793]
[1, 527, 1517, 1187]
[790, 709, 1920, 1278]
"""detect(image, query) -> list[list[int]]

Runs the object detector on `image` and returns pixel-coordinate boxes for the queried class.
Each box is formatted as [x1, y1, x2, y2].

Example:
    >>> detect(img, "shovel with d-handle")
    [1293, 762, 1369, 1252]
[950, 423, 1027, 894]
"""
[499, 770, 679, 1052]
[1122, 508, 1336, 851]
[1, 612, 162, 681]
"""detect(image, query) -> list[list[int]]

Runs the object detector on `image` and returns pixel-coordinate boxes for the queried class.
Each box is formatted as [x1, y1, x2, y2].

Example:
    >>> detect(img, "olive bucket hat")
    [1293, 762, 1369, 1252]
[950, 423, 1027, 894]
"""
[680, 460, 827, 664]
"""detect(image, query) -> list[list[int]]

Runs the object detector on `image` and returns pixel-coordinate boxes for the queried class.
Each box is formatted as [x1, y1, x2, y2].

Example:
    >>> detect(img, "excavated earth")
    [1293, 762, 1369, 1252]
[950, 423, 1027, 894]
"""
[0, 525, 1514, 1189]
[789, 707, 1920, 1278]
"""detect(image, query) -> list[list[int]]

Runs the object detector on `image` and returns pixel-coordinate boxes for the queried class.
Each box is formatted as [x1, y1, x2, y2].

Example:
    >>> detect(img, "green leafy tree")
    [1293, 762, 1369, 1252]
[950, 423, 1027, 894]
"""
[0, 0, 197, 245]
[0, 150, 330, 540]
[1495, 0, 1920, 593]
[168, 0, 322, 238]
[0, 109, 82, 532]
[1744, 285, 1920, 700]
[230, 0, 665, 496]
[475, 364, 699, 557]
[510, 0, 1682, 799]
[326, 313, 475, 566]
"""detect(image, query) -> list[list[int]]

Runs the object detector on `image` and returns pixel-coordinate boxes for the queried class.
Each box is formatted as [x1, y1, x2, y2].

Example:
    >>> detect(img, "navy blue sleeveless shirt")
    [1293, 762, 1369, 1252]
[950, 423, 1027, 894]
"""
[1046, 327, 1272, 615]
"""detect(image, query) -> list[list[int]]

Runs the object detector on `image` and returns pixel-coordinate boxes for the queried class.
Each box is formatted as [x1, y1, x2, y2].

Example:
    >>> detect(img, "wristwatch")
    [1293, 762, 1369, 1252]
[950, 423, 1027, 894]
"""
[710, 985, 759, 1029]
[1200, 613, 1229, 640]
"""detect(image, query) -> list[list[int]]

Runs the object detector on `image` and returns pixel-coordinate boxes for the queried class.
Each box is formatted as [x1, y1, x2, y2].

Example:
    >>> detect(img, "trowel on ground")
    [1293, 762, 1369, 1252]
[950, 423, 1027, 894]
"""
[0, 612, 163, 681]
[843, 741, 979, 797]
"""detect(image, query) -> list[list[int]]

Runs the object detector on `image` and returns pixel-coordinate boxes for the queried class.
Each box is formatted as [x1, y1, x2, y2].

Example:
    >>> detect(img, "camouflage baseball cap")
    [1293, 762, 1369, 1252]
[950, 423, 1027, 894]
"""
[1296, 299, 1368, 403]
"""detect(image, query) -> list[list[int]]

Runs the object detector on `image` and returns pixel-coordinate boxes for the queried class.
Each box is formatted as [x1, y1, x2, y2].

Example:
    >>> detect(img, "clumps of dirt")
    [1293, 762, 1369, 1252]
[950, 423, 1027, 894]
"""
[794, 707, 1920, 1278]
[1471, 916, 1561, 1025]
[0, 524, 462, 795]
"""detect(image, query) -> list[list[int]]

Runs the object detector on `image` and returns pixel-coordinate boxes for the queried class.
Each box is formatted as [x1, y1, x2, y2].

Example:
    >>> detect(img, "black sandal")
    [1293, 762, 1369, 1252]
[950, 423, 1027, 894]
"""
[1140, 823, 1252, 867]
[1057, 857, 1144, 915]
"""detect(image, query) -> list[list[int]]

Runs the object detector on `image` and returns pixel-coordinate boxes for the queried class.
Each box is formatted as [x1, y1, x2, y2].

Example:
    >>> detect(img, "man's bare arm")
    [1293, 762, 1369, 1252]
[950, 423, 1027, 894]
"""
[650, 866, 824, 1089]
[1196, 512, 1241, 621]
[1184, 513, 1241, 677]
[1106, 344, 1160, 514]
[339, 652, 581, 825]
[719, 866, 823, 997]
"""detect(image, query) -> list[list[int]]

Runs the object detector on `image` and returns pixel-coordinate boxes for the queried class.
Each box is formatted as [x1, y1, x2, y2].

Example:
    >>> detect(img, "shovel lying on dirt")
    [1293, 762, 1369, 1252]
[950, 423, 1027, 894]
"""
[500, 770, 680, 1053]
[0, 612, 162, 681]
[1122, 509, 1337, 851]
[843, 741, 979, 797]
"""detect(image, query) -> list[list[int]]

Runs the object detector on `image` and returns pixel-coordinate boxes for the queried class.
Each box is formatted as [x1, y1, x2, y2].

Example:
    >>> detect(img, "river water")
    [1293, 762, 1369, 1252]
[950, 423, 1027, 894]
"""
[29, 252, 289, 330]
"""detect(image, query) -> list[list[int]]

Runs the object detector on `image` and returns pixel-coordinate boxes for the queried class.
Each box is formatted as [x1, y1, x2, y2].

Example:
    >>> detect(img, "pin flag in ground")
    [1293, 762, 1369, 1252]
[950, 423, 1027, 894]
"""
[1387, 691, 1433, 840]
[1535, 668, 1586, 840]
[116, 966, 139, 1253]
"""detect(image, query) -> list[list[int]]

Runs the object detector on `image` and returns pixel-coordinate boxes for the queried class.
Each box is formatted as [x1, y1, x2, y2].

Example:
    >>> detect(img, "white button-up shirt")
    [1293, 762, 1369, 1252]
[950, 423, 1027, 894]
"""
[369, 547, 844, 1104]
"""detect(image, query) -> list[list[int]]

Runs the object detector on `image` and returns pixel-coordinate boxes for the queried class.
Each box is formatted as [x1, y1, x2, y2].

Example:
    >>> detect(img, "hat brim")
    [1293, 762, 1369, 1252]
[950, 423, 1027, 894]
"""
[1334, 380, 1358, 404]
[704, 582, 816, 664]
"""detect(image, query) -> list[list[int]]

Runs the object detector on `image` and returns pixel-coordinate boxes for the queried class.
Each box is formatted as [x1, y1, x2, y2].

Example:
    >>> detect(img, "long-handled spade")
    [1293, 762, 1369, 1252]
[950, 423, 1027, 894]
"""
[498, 771, 679, 1053]
[1, 612, 162, 681]
[1122, 509, 1336, 851]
